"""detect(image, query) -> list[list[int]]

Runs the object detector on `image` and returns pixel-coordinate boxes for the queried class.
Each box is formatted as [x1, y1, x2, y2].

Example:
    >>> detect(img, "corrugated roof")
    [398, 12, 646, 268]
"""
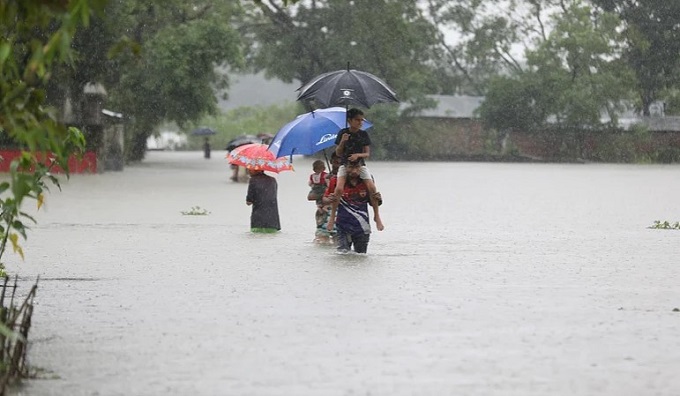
[407, 95, 680, 131]
[634, 116, 680, 131]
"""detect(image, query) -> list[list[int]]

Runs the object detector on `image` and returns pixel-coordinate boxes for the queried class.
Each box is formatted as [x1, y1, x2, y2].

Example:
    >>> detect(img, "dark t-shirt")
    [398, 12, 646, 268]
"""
[334, 128, 371, 165]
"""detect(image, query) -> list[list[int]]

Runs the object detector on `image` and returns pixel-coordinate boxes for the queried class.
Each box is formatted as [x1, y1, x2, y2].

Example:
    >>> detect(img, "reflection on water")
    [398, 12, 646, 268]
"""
[6, 151, 680, 396]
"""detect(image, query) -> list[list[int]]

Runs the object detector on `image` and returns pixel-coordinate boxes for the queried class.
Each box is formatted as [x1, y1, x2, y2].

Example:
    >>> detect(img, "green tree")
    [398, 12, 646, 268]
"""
[245, 0, 443, 101]
[527, 1, 634, 128]
[477, 76, 544, 132]
[424, 0, 527, 95]
[478, 0, 635, 134]
[243, 0, 448, 158]
[1, 1, 105, 379]
[1, 0, 105, 267]
[592, 0, 680, 115]
[49, 0, 245, 161]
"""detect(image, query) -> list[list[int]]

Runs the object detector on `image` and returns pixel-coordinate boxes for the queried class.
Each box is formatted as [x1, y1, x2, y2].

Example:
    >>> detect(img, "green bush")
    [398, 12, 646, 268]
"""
[184, 102, 302, 150]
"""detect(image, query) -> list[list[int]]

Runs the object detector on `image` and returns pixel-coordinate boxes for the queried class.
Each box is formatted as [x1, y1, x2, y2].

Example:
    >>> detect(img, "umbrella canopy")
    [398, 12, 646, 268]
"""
[226, 134, 261, 151]
[268, 107, 373, 158]
[191, 127, 217, 136]
[227, 143, 293, 173]
[297, 68, 399, 108]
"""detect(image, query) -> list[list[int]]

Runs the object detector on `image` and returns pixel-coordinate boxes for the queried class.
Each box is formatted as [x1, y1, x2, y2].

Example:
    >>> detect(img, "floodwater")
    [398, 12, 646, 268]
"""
[5, 151, 679, 396]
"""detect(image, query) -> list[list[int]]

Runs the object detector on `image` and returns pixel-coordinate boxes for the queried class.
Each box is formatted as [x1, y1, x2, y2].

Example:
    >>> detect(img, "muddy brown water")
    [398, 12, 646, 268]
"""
[5, 151, 679, 395]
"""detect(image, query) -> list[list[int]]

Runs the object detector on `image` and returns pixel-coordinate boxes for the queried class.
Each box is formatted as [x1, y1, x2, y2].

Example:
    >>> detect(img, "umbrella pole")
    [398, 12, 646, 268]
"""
[345, 104, 349, 128]
[322, 149, 330, 171]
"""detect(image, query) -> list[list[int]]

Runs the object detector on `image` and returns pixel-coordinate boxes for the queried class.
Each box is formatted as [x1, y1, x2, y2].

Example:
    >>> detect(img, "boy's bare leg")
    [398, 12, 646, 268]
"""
[326, 175, 346, 232]
[363, 179, 384, 231]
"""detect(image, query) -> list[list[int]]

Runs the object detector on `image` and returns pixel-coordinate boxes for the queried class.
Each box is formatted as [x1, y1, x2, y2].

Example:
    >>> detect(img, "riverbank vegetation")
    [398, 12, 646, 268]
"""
[648, 221, 680, 230]
[0, 0, 103, 390]
[183, 103, 301, 152]
[181, 206, 211, 216]
[184, 101, 680, 164]
[193, 0, 680, 163]
[7, 0, 677, 164]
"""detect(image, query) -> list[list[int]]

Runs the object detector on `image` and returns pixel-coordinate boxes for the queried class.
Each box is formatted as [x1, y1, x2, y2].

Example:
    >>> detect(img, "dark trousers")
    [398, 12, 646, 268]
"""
[336, 229, 370, 253]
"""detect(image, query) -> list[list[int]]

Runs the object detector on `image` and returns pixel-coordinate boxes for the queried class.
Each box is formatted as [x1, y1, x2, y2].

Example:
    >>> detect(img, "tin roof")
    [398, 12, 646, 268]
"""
[407, 95, 680, 131]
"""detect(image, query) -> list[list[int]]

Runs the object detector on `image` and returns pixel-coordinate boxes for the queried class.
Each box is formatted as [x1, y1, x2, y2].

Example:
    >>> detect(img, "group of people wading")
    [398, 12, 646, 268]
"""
[245, 108, 383, 254]
[309, 108, 383, 253]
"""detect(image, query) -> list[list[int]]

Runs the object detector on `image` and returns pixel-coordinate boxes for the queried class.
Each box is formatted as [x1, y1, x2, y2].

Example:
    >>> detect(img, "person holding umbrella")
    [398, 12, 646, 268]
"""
[191, 127, 216, 159]
[246, 169, 281, 233]
[295, 65, 397, 234]
[327, 108, 384, 233]
[227, 143, 292, 232]
[203, 137, 211, 159]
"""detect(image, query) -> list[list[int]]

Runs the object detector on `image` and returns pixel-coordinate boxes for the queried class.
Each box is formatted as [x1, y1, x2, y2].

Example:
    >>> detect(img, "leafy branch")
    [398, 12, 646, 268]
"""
[648, 220, 680, 230]
[181, 206, 210, 216]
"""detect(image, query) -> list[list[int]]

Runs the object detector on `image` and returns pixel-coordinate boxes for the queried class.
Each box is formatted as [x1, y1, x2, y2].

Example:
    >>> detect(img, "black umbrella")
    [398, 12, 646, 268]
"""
[225, 134, 261, 151]
[296, 64, 399, 108]
[191, 127, 217, 136]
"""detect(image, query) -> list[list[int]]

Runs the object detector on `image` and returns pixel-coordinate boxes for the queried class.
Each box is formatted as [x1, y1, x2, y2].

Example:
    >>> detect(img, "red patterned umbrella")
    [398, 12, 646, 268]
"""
[226, 143, 293, 173]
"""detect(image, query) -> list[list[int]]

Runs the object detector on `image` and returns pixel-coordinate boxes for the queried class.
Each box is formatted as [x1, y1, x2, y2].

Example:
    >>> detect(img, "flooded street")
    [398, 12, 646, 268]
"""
[5, 151, 680, 396]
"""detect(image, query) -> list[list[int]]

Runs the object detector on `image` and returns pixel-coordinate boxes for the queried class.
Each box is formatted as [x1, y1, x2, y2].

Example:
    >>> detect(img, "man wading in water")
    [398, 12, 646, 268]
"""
[327, 160, 382, 253]
[326, 108, 384, 233]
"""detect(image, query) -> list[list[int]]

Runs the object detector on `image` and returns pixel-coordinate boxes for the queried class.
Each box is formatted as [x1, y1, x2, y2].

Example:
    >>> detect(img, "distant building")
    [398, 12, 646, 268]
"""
[146, 131, 188, 151]
[400, 95, 487, 159]
[101, 108, 125, 171]
[417, 94, 680, 132]
[404, 95, 680, 161]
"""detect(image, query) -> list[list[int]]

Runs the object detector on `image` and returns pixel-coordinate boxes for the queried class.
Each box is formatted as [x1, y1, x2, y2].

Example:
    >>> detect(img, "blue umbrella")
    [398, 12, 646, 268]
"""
[268, 107, 373, 158]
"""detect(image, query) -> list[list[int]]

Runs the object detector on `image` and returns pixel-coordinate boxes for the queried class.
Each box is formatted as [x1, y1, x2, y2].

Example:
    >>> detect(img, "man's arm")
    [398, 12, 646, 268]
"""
[335, 131, 349, 157]
[335, 145, 343, 157]
[348, 145, 370, 162]
[322, 177, 338, 204]
[362, 145, 370, 159]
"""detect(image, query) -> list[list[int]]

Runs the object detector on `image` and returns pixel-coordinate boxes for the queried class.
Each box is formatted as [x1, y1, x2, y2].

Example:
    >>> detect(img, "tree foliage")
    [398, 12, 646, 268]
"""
[0, 0, 104, 357]
[424, 0, 527, 95]
[243, 0, 454, 158]
[591, 0, 680, 115]
[1, 0, 105, 270]
[49, 0, 245, 161]
[244, 0, 444, 101]
[477, 76, 543, 132]
[477, 0, 635, 132]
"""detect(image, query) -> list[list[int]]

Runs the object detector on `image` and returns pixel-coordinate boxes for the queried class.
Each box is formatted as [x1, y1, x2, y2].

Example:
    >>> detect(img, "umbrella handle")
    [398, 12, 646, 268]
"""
[289, 147, 297, 164]
[322, 149, 330, 172]
[345, 104, 349, 129]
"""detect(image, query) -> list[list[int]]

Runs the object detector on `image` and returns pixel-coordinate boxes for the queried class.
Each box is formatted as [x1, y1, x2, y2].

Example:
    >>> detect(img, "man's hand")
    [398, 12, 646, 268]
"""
[324, 193, 337, 204]
[348, 153, 361, 162]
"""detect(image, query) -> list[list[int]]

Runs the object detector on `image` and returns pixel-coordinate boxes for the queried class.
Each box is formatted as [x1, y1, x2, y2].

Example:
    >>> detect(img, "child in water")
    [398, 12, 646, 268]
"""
[307, 160, 328, 216]
[314, 154, 340, 245]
